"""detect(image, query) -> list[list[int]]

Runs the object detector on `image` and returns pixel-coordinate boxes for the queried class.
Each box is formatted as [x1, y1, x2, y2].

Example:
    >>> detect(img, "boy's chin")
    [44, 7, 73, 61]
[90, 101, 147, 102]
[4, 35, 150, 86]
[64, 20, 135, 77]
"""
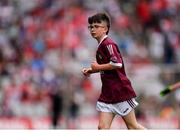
[91, 34, 97, 38]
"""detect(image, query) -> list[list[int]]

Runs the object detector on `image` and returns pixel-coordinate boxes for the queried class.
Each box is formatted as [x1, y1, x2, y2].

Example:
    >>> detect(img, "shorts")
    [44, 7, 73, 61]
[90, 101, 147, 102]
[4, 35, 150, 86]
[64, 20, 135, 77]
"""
[96, 98, 138, 116]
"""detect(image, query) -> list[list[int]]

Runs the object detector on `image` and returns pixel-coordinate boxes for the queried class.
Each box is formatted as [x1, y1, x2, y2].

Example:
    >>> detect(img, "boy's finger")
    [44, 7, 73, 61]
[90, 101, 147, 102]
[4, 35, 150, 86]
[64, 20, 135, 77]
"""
[82, 68, 87, 72]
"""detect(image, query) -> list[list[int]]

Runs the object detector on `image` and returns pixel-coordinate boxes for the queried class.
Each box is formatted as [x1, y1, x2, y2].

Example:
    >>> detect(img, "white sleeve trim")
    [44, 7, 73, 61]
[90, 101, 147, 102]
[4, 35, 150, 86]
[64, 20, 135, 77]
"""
[109, 61, 122, 68]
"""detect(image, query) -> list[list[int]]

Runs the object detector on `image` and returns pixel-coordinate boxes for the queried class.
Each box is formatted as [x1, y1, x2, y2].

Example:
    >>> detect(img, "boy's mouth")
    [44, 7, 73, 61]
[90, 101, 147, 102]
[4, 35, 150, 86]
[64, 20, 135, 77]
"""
[91, 32, 96, 35]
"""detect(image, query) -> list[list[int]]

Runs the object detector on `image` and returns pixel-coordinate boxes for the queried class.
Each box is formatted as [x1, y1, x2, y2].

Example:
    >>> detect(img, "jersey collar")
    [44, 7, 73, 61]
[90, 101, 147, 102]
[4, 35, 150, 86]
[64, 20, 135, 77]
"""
[98, 35, 108, 48]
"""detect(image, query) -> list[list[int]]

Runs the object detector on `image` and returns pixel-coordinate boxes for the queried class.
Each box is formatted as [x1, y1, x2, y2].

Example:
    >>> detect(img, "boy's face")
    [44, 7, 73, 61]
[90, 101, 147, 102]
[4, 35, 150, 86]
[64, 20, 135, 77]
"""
[88, 21, 108, 40]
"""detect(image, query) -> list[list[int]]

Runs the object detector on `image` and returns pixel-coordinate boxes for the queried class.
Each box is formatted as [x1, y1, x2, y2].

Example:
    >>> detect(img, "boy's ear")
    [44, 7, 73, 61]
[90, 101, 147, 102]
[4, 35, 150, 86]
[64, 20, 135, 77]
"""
[104, 26, 108, 34]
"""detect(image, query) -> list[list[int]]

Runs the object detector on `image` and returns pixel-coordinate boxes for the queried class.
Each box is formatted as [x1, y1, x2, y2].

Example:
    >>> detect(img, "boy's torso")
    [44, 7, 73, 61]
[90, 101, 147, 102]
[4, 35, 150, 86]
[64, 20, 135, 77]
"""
[96, 37, 136, 103]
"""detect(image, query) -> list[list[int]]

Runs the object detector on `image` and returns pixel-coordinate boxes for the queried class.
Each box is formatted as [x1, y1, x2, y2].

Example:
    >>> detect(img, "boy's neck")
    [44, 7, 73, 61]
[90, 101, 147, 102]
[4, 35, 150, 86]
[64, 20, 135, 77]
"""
[97, 34, 108, 44]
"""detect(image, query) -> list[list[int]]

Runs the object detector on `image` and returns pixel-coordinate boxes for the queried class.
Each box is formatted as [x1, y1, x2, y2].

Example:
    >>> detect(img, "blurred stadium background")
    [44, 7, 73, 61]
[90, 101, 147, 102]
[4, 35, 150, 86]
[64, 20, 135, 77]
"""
[0, 0, 179, 129]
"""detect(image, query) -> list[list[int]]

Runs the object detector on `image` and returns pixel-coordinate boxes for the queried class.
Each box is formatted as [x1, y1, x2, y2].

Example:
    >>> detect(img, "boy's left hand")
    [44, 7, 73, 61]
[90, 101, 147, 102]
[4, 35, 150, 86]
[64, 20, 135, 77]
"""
[82, 68, 92, 77]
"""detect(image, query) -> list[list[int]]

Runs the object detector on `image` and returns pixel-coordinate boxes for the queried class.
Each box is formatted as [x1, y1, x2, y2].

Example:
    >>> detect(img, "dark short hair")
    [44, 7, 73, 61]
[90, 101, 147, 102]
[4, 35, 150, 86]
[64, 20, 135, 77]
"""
[88, 13, 110, 34]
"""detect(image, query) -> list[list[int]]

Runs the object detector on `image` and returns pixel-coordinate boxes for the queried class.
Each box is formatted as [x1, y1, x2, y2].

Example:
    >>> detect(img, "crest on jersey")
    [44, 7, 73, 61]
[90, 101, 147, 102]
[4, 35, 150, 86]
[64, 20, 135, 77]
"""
[107, 45, 114, 55]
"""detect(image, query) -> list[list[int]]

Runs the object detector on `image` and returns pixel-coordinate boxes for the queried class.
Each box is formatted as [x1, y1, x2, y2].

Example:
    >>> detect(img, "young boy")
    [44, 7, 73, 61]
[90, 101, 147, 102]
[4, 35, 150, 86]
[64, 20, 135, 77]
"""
[82, 13, 147, 130]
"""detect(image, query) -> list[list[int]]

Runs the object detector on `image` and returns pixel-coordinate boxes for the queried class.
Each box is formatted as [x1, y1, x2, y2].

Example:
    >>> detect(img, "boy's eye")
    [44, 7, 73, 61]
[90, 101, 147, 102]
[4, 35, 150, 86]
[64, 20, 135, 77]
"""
[88, 25, 105, 30]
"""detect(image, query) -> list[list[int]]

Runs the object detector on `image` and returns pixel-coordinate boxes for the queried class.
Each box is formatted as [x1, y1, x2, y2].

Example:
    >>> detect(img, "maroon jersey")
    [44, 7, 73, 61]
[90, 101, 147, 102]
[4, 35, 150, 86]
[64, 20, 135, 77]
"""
[96, 37, 136, 103]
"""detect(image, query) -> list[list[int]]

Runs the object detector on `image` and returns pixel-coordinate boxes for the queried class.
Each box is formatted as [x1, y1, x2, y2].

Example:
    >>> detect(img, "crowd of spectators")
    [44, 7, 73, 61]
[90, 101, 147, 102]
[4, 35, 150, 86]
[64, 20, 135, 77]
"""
[0, 0, 179, 128]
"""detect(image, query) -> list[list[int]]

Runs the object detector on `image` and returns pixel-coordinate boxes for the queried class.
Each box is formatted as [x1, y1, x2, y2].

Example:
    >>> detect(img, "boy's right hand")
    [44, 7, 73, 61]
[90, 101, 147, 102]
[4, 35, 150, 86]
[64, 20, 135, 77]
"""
[82, 68, 92, 77]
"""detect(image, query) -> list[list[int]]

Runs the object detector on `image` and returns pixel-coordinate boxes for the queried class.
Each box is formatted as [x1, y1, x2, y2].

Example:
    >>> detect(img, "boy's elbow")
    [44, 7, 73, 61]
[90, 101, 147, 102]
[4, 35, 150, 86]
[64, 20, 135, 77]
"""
[109, 62, 122, 69]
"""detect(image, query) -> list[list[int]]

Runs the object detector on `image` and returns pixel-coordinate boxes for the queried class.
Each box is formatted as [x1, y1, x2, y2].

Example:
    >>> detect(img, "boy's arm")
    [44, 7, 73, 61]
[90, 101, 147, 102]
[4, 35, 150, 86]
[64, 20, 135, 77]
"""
[91, 61, 122, 72]
[82, 67, 99, 77]
[82, 61, 122, 77]
[86, 67, 100, 74]
[160, 82, 180, 97]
